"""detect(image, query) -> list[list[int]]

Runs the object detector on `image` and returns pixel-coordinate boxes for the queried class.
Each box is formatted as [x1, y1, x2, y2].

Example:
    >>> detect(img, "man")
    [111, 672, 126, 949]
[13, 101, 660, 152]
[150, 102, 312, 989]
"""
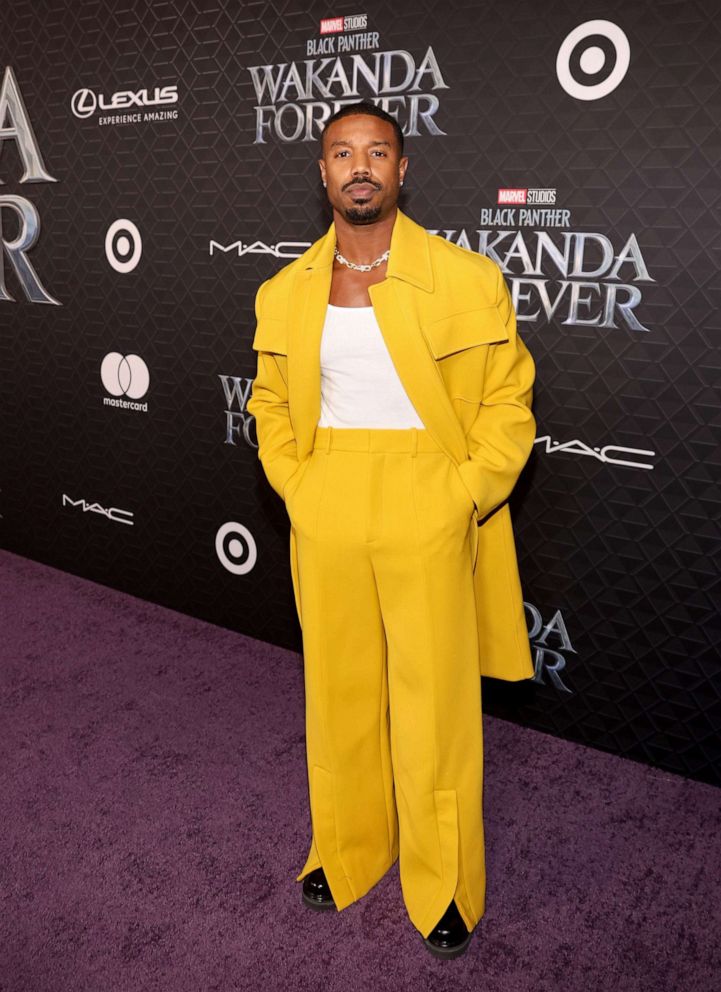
[247, 100, 536, 959]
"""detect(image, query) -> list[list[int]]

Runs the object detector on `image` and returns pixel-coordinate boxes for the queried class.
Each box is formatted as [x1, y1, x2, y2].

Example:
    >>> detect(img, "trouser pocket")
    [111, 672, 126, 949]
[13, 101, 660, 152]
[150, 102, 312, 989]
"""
[285, 451, 328, 534]
[283, 456, 312, 506]
[445, 457, 476, 519]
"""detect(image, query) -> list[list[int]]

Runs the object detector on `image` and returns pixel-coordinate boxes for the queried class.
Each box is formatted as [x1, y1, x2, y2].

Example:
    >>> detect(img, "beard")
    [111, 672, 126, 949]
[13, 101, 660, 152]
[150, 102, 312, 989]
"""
[343, 201, 383, 224]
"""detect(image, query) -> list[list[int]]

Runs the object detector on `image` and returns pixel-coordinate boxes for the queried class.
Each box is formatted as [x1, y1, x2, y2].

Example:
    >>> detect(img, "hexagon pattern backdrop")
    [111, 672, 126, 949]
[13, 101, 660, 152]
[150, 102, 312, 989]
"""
[0, 0, 719, 785]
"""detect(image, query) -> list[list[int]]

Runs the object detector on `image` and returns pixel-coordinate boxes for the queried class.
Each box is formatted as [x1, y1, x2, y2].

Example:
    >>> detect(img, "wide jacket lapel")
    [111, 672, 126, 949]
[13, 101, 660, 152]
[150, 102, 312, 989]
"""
[288, 208, 468, 465]
[378, 212, 471, 465]
[286, 229, 334, 459]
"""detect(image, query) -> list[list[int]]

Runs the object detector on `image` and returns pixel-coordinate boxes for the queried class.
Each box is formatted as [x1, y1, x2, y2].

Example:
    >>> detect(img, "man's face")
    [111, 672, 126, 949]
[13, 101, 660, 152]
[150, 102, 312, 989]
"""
[318, 114, 408, 225]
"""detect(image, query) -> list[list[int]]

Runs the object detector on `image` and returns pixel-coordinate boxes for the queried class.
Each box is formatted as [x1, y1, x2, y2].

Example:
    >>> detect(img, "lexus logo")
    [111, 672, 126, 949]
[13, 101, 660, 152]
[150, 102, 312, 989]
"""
[100, 353, 150, 399]
[71, 84, 179, 119]
[71, 88, 97, 118]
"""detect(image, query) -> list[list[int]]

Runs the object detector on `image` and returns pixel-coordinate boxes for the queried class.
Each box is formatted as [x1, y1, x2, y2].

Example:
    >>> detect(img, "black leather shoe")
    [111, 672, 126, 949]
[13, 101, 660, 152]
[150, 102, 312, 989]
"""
[422, 899, 473, 958]
[301, 866, 335, 910]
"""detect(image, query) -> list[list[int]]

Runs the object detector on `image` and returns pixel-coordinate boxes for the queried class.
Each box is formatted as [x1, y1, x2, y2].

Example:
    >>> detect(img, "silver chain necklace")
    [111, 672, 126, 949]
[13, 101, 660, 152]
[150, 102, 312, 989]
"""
[334, 246, 390, 272]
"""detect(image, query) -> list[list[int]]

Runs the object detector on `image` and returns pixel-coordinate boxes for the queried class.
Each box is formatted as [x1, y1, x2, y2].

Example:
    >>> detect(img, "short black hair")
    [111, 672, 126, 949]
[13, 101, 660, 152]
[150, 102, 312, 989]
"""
[320, 100, 404, 158]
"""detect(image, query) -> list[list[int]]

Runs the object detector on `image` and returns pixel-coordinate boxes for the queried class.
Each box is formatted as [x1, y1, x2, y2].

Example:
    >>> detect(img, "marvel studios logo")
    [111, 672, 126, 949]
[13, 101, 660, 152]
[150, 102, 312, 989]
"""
[320, 13, 368, 34]
[498, 188, 557, 205]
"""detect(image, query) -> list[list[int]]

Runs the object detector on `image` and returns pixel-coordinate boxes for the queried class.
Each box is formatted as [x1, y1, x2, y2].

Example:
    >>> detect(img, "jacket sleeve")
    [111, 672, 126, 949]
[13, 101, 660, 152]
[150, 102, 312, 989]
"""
[245, 280, 303, 501]
[455, 264, 536, 520]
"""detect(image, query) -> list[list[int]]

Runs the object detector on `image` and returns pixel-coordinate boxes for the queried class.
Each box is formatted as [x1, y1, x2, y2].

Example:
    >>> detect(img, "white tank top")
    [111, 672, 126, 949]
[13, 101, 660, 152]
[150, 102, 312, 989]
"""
[318, 304, 425, 429]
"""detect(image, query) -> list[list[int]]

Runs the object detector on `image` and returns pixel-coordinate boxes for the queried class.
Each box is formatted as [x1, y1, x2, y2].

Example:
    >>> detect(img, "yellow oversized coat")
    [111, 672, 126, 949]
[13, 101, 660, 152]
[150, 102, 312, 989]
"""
[247, 207, 536, 682]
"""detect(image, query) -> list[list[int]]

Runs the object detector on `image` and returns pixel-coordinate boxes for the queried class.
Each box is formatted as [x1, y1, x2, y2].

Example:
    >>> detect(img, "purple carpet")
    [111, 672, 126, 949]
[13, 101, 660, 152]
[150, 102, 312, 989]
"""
[1, 547, 719, 992]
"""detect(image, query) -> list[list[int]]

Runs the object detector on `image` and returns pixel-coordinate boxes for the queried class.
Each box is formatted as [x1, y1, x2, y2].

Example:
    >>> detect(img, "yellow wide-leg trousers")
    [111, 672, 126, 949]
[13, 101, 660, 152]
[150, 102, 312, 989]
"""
[286, 425, 485, 939]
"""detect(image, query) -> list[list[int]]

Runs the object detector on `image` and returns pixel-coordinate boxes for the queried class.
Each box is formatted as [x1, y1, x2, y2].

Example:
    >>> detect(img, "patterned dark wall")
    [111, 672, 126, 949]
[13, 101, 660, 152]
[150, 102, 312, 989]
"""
[1, 0, 719, 785]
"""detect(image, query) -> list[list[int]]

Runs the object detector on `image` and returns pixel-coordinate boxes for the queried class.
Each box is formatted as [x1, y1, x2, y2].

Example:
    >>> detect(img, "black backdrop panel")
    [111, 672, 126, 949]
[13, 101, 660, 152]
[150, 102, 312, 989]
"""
[1, 0, 719, 785]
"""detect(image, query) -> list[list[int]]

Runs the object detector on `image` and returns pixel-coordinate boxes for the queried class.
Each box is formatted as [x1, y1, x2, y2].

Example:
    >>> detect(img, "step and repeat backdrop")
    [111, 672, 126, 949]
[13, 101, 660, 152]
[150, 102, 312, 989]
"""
[1, 1, 719, 785]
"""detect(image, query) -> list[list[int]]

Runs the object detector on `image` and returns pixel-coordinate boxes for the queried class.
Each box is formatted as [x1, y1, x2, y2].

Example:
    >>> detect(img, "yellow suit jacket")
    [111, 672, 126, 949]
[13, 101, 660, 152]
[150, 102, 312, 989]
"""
[247, 207, 536, 682]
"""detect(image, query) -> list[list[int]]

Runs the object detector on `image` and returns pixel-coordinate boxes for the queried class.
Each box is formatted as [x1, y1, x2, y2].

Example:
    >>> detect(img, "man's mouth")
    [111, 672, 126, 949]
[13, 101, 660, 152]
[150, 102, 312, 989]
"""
[346, 184, 378, 197]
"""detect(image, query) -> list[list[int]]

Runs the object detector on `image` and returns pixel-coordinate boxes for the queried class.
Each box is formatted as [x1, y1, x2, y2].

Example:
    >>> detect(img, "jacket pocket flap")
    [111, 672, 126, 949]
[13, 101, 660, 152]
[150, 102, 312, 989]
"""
[422, 306, 508, 358]
[252, 316, 288, 354]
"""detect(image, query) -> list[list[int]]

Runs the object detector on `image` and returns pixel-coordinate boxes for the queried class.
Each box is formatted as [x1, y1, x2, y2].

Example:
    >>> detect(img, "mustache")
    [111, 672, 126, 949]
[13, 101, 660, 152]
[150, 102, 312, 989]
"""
[344, 180, 381, 190]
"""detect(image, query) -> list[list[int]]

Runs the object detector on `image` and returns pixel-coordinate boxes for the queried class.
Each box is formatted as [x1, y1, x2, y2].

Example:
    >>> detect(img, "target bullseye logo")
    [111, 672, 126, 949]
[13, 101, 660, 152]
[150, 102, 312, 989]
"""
[556, 20, 630, 101]
[105, 219, 143, 273]
[100, 352, 150, 399]
[216, 522, 257, 575]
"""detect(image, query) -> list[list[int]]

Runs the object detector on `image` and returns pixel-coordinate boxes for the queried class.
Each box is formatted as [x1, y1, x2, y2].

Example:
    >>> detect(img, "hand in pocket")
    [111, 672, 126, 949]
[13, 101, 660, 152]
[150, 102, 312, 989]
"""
[448, 461, 476, 518]
[283, 457, 311, 513]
